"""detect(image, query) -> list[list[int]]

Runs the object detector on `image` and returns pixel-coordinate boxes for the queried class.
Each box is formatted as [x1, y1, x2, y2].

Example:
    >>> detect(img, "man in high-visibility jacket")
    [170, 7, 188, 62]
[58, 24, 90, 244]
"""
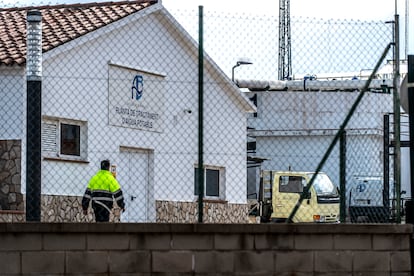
[82, 160, 125, 222]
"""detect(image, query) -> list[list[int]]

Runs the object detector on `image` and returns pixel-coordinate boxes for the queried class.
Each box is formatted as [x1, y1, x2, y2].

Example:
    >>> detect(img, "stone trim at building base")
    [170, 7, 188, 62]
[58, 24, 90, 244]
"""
[156, 200, 248, 223]
[0, 195, 249, 223]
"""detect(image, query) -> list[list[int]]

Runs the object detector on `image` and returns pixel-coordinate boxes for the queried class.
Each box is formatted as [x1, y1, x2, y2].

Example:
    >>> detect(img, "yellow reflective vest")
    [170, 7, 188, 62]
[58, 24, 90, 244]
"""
[82, 170, 125, 211]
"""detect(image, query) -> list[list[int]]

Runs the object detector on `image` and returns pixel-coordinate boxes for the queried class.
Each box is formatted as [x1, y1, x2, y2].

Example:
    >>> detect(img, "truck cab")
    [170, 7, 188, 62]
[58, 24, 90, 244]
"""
[256, 171, 340, 223]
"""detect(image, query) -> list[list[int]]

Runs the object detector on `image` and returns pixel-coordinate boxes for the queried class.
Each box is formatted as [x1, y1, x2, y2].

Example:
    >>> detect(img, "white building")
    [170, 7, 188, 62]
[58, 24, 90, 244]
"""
[240, 77, 398, 204]
[0, 1, 255, 222]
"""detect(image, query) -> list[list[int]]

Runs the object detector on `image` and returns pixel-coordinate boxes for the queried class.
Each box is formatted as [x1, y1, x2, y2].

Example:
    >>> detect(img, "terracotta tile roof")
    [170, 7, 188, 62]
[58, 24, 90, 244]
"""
[0, 0, 158, 66]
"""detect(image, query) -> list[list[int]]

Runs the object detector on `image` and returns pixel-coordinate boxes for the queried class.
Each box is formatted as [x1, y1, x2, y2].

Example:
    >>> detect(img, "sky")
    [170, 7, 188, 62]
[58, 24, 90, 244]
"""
[1, 0, 411, 50]
[163, 0, 400, 20]
[0, 0, 407, 20]
[1, 0, 407, 20]
[166, 0, 412, 56]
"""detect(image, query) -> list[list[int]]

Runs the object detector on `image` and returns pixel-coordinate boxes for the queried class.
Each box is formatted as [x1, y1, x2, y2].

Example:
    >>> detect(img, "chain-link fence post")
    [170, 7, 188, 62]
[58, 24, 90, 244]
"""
[197, 5, 204, 223]
[406, 55, 414, 224]
[339, 130, 346, 223]
[392, 14, 402, 223]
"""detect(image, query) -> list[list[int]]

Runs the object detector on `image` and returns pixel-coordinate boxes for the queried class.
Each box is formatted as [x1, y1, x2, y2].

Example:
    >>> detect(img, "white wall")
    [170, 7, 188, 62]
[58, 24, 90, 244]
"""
[37, 9, 248, 203]
[251, 90, 392, 131]
[0, 66, 25, 139]
[248, 89, 394, 200]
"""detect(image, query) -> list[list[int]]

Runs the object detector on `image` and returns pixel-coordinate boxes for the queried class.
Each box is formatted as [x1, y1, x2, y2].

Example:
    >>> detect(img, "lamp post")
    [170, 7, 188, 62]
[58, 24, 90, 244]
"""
[26, 10, 42, 221]
[231, 59, 253, 83]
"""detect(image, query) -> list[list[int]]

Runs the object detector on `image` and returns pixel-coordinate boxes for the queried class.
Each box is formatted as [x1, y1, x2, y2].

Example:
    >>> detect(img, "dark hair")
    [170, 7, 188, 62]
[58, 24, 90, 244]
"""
[101, 159, 110, 170]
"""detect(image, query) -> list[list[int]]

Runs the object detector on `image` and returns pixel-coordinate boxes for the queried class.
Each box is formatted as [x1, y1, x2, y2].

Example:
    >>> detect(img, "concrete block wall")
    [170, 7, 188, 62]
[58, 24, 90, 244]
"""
[0, 223, 411, 275]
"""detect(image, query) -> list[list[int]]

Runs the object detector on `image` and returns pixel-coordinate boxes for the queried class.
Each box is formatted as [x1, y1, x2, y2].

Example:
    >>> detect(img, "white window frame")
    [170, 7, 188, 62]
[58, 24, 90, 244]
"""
[194, 165, 226, 200]
[42, 116, 88, 161]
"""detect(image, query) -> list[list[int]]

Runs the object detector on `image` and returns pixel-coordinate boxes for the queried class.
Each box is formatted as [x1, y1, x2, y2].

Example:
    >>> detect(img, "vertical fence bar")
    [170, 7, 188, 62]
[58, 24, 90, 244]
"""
[383, 114, 390, 213]
[197, 5, 204, 223]
[393, 14, 401, 223]
[339, 130, 346, 223]
[26, 10, 42, 222]
[407, 55, 414, 224]
[410, 49, 414, 276]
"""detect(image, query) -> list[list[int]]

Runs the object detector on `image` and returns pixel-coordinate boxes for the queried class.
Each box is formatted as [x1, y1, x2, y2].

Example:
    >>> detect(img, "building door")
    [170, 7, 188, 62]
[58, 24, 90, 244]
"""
[117, 148, 150, 222]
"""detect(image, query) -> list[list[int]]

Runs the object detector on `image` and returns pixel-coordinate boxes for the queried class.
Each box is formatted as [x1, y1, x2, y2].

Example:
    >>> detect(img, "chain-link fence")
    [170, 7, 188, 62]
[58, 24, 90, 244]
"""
[0, 1, 406, 224]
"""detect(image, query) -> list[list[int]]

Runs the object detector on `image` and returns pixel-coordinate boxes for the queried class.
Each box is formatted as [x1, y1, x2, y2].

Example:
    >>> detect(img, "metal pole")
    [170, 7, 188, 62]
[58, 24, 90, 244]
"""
[408, 54, 414, 275]
[383, 115, 390, 212]
[339, 130, 346, 223]
[26, 10, 42, 221]
[197, 6, 204, 223]
[407, 55, 414, 224]
[393, 14, 402, 223]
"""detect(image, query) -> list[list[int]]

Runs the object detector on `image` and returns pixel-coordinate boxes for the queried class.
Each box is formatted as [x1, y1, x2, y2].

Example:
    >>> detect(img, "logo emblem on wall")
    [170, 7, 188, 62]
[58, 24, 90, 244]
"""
[356, 183, 366, 193]
[132, 75, 143, 101]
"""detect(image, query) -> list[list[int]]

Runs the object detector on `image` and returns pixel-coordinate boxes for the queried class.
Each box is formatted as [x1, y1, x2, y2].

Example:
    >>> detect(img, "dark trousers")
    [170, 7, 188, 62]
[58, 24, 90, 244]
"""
[92, 202, 110, 222]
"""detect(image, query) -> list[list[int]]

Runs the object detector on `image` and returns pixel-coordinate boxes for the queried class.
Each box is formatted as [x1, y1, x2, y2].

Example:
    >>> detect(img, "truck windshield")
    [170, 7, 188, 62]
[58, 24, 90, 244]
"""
[308, 173, 338, 196]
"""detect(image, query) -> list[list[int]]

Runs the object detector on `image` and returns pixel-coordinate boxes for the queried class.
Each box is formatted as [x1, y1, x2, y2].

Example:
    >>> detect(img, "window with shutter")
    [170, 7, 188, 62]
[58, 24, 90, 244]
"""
[42, 122, 58, 154]
[42, 117, 87, 161]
